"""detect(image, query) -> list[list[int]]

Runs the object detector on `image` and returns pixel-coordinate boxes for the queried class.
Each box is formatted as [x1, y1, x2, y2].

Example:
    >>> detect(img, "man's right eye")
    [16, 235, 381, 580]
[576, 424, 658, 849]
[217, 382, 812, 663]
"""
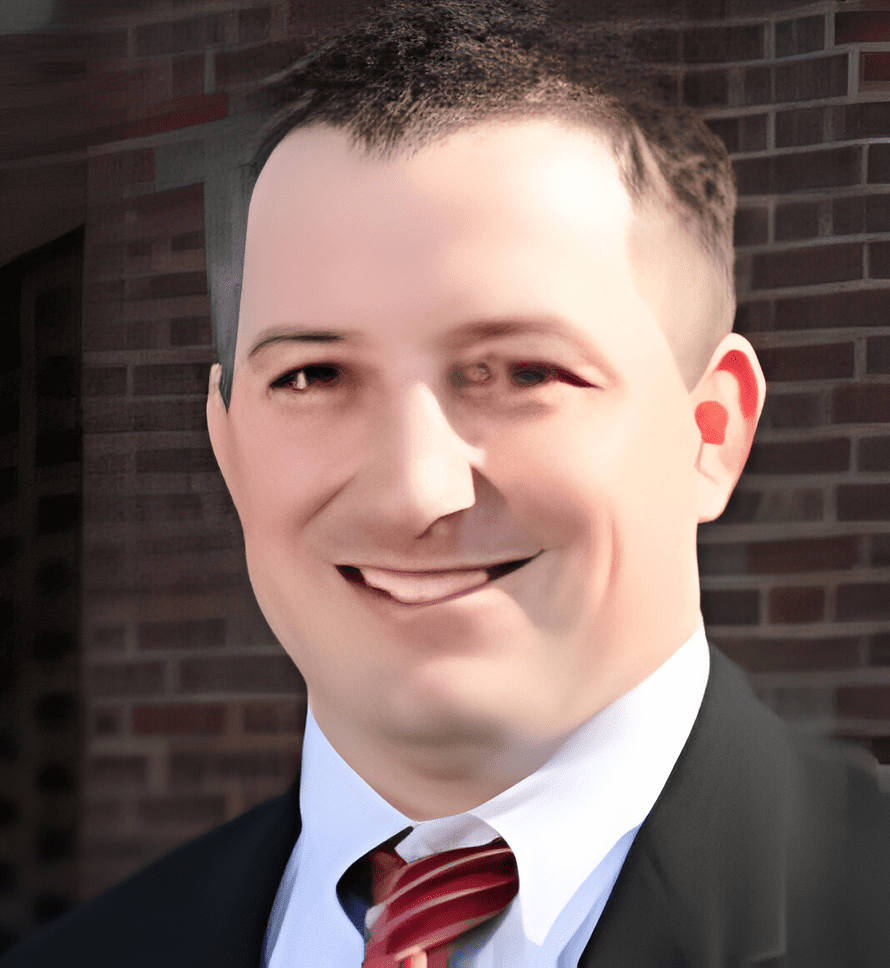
[272, 365, 342, 392]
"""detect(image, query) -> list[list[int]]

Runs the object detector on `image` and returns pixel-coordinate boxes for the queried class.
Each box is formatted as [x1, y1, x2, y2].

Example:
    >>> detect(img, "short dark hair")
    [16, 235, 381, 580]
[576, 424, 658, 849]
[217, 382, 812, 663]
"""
[216, 0, 736, 403]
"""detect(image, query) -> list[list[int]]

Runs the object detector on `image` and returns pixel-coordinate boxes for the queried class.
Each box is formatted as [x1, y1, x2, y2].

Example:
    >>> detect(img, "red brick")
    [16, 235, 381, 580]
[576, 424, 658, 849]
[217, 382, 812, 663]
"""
[89, 149, 155, 191]
[135, 447, 217, 474]
[717, 486, 824, 525]
[833, 385, 890, 423]
[869, 241, 890, 279]
[867, 336, 890, 375]
[871, 535, 890, 567]
[759, 392, 821, 430]
[135, 14, 226, 57]
[82, 320, 169, 353]
[716, 636, 859, 673]
[833, 196, 865, 236]
[863, 52, 890, 84]
[132, 704, 226, 735]
[85, 493, 203, 524]
[743, 65, 771, 106]
[700, 588, 759, 626]
[83, 366, 127, 397]
[835, 11, 890, 45]
[128, 272, 207, 300]
[706, 114, 768, 154]
[837, 582, 890, 620]
[775, 16, 825, 57]
[866, 195, 890, 233]
[169, 750, 299, 786]
[171, 316, 211, 347]
[735, 146, 860, 196]
[132, 363, 208, 396]
[92, 707, 122, 736]
[757, 342, 853, 382]
[0, 28, 127, 61]
[124, 93, 228, 139]
[84, 279, 126, 305]
[733, 156, 770, 196]
[775, 146, 860, 193]
[733, 207, 768, 246]
[87, 662, 165, 697]
[858, 437, 890, 471]
[216, 40, 306, 87]
[90, 626, 125, 651]
[171, 231, 204, 251]
[243, 700, 306, 734]
[775, 54, 847, 102]
[682, 25, 764, 63]
[137, 531, 236, 556]
[837, 484, 890, 521]
[138, 619, 225, 650]
[239, 8, 272, 44]
[131, 184, 203, 225]
[88, 756, 148, 787]
[775, 107, 824, 149]
[844, 102, 890, 141]
[775, 289, 890, 331]
[775, 200, 819, 240]
[747, 536, 857, 575]
[745, 437, 849, 474]
[751, 243, 862, 290]
[836, 686, 890, 719]
[84, 398, 207, 434]
[868, 144, 890, 184]
[172, 54, 206, 97]
[768, 586, 824, 623]
[630, 29, 680, 64]
[869, 633, 890, 664]
[734, 300, 773, 334]
[681, 70, 728, 108]
[138, 795, 226, 827]
[179, 655, 304, 693]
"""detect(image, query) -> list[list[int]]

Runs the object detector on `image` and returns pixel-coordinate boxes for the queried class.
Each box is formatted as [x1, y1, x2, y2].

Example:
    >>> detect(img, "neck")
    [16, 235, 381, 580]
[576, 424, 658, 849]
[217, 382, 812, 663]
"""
[310, 707, 568, 820]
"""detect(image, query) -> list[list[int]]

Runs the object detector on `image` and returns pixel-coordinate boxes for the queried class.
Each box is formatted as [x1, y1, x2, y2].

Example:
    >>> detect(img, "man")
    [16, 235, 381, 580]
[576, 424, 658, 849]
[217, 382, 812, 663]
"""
[4, 2, 889, 966]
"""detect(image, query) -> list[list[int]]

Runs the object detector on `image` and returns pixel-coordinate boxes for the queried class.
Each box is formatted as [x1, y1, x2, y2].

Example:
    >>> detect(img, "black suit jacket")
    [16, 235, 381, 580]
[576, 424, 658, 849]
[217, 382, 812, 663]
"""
[3, 648, 889, 967]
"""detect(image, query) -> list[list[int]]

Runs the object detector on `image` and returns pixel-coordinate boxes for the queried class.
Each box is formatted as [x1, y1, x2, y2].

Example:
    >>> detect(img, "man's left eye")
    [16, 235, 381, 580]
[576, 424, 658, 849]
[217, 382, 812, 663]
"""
[509, 364, 553, 387]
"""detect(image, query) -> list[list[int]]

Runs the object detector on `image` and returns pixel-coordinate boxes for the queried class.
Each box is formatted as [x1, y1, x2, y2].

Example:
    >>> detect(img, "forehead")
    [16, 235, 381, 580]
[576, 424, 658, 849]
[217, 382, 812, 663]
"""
[238, 120, 716, 377]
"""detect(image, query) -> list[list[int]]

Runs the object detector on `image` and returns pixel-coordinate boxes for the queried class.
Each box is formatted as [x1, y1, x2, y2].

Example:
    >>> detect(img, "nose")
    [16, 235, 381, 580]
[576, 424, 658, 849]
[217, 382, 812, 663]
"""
[368, 382, 482, 536]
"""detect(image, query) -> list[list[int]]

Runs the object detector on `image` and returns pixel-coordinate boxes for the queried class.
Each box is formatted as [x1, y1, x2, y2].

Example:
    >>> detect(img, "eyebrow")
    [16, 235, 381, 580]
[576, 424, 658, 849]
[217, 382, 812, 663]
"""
[248, 330, 350, 358]
[442, 318, 615, 375]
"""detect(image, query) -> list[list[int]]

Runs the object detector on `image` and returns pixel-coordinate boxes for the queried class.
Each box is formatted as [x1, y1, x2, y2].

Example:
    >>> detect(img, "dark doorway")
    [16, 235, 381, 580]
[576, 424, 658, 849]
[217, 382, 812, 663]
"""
[0, 228, 83, 952]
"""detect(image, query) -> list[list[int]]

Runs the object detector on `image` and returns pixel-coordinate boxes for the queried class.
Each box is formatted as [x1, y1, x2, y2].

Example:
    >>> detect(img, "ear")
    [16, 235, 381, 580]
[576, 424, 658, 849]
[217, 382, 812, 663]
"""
[690, 333, 766, 523]
[206, 363, 233, 486]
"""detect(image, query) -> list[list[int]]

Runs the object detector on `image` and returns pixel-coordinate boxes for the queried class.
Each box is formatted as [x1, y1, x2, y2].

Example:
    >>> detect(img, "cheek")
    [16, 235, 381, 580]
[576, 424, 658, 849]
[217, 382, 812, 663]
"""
[481, 397, 697, 541]
[226, 406, 360, 534]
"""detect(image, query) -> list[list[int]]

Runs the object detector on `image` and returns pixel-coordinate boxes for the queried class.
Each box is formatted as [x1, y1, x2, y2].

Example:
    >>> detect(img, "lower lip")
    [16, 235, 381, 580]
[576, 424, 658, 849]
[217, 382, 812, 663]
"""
[336, 557, 538, 608]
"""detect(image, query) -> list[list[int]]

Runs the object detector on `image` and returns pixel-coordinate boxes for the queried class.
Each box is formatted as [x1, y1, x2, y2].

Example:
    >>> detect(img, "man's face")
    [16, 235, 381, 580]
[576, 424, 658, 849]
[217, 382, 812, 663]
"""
[209, 120, 719, 755]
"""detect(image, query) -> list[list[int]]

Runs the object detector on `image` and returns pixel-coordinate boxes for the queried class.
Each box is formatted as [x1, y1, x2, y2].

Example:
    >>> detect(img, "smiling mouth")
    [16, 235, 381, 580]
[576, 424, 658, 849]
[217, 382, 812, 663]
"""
[337, 555, 540, 606]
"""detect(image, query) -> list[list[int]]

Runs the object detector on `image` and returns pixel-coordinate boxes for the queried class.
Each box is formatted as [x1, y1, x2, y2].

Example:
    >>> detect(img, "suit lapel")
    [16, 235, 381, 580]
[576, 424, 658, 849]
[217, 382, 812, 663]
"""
[579, 649, 792, 968]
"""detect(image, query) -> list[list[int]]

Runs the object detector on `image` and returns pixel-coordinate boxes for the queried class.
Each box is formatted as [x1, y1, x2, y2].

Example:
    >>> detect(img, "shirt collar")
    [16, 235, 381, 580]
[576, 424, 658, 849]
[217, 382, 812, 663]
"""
[298, 623, 709, 946]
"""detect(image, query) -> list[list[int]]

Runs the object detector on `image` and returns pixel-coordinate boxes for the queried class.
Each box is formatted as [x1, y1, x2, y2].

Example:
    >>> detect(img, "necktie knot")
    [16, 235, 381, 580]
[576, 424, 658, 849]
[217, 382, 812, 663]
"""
[363, 837, 519, 968]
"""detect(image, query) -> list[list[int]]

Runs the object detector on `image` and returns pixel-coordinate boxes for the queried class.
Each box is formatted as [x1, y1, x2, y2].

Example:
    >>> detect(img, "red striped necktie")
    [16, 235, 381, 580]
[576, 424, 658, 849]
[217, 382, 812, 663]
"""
[362, 837, 519, 968]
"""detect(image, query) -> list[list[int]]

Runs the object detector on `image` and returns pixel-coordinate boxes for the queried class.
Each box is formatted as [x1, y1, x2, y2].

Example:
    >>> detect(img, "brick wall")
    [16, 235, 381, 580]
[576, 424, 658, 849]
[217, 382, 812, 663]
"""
[682, 4, 890, 767]
[3, 0, 890, 928]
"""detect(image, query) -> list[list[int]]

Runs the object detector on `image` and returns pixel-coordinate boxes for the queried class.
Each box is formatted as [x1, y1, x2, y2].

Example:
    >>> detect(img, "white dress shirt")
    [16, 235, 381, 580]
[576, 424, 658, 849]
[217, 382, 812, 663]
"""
[264, 624, 710, 968]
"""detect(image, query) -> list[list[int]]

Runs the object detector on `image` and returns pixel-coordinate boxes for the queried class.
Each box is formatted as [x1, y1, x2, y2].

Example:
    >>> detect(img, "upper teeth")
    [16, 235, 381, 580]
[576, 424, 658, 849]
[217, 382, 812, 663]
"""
[357, 566, 490, 604]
